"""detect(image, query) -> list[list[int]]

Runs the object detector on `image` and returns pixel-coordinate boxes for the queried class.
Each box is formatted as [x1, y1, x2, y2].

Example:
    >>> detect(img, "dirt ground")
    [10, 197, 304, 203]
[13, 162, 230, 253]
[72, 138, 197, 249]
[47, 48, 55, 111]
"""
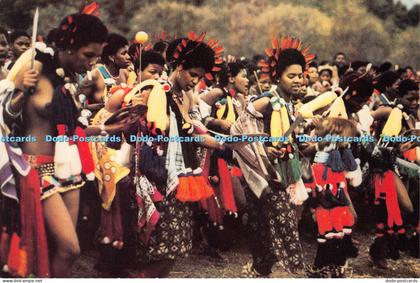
[71, 232, 420, 278]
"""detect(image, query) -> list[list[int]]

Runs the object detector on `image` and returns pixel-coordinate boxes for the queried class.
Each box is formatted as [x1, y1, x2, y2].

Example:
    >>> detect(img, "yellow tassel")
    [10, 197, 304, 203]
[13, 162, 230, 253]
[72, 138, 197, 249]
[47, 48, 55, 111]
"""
[225, 96, 236, 123]
[271, 110, 281, 147]
[271, 105, 291, 146]
[123, 79, 169, 132]
[7, 49, 32, 82]
[216, 103, 226, 120]
[381, 105, 403, 137]
[147, 84, 168, 131]
[280, 105, 291, 142]
[298, 91, 337, 118]
[328, 97, 348, 119]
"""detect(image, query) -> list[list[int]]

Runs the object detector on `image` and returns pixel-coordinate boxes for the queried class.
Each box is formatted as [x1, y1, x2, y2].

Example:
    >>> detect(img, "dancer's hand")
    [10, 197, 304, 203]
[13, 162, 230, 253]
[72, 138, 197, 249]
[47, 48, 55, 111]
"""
[130, 89, 150, 106]
[266, 146, 282, 160]
[218, 120, 233, 132]
[18, 69, 39, 93]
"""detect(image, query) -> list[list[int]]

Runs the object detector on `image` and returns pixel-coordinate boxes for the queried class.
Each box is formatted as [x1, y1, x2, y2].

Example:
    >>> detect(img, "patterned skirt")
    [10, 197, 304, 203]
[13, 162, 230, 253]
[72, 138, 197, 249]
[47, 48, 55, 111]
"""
[135, 192, 193, 263]
[246, 187, 304, 274]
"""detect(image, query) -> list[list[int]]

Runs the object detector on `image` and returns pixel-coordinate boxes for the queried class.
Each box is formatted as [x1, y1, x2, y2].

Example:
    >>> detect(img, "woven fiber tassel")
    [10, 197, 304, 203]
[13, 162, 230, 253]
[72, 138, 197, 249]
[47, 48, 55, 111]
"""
[342, 148, 357, 172]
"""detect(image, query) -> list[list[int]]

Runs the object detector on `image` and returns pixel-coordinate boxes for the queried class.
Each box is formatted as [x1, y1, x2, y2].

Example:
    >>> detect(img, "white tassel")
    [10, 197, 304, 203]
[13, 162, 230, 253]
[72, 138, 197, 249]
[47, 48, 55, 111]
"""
[346, 159, 362, 187]
[54, 161, 71, 179]
[357, 105, 374, 133]
[115, 142, 133, 167]
[54, 136, 69, 163]
[54, 138, 71, 179]
[86, 172, 95, 181]
[288, 179, 309, 205]
[69, 144, 82, 176]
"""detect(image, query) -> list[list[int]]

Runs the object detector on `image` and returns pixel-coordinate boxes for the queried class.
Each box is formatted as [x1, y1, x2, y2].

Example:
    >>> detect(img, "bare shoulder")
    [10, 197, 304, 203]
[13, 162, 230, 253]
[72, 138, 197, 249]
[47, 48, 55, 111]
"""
[200, 87, 224, 105]
[252, 96, 271, 114]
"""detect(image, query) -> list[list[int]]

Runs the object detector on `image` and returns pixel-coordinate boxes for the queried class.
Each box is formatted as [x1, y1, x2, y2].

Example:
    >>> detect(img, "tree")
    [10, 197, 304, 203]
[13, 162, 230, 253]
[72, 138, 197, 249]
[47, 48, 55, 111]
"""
[363, 0, 394, 19]
[389, 26, 420, 69]
[253, 3, 333, 59]
[328, 0, 392, 63]
[407, 4, 420, 26]
[129, 1, 217, 41]
[0, 0, 69, 30]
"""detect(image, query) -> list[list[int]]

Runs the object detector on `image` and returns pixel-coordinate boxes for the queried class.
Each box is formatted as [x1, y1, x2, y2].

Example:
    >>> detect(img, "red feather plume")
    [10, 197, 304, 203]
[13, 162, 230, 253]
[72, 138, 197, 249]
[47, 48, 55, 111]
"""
[80, 1, 100, 16]
[263, 35, 315, 80]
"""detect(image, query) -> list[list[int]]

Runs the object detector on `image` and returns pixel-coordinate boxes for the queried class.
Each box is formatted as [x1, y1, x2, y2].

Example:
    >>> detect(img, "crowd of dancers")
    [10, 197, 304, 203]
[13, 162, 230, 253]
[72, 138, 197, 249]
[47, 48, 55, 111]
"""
[0, 3, 418, 278]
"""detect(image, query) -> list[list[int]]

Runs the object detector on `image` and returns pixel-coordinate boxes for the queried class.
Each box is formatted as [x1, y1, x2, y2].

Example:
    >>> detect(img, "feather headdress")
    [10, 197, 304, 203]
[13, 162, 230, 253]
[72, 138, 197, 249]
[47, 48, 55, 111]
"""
[169, 32, 224, 81]
[259, 36, 315, 80]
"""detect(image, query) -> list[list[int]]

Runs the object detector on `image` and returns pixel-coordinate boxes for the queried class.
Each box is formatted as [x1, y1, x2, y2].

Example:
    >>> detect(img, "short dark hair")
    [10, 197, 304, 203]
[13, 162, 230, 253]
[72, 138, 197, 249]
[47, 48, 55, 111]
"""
[319, 68, 332, 77]
[275, 49, 306, 79]
[218, 62, 246, 87]
[55, 14, 108, 50]
[378, 61, 393, 73]
[308, 61, 318, 68]
[153, 41, 169, 55]
[101, 33, 128, 64]
[404, 66, 414, 72]
[46, 28, 59, 45]
[9, 30, 29, 43]
[398, 79, 418, 97]
[166, 38, 215, 73]
[333, 52, 346, 60]
[351, 60, 368, 72]
[252, 54, 266, 63]
[376, 70, 400, 93]
[128, 46, 165, 72]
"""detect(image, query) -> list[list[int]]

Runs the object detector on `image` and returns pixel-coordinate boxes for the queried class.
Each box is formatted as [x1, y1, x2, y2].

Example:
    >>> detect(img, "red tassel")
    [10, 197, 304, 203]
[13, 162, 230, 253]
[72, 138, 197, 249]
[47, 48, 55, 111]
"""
[19, 170, 50, 277]
[217, 158, 237, 213]
[374, 171, 403, 228]
[7, 233, 20, 276]
[176, 176, 190, 202]
[315, 207, 333, 237]
[17, 246, 28, 277]
[188, 176, 201, 202]
[74, 127, 95, 177]
[330, 206, 344, 236]
[230, 166, 243, 178]
[206, 196, 224, 225]
[193, 175, 214, 200]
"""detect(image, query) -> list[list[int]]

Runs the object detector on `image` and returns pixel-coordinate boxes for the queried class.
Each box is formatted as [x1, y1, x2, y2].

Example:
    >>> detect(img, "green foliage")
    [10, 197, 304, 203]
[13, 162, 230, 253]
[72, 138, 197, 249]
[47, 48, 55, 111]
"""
[389, 26, 420, 68]
[0, 0, 418, 68]
[0, 0, 64, 30]
[363, 0, 419, 29]
[130, 1, 218, 40]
